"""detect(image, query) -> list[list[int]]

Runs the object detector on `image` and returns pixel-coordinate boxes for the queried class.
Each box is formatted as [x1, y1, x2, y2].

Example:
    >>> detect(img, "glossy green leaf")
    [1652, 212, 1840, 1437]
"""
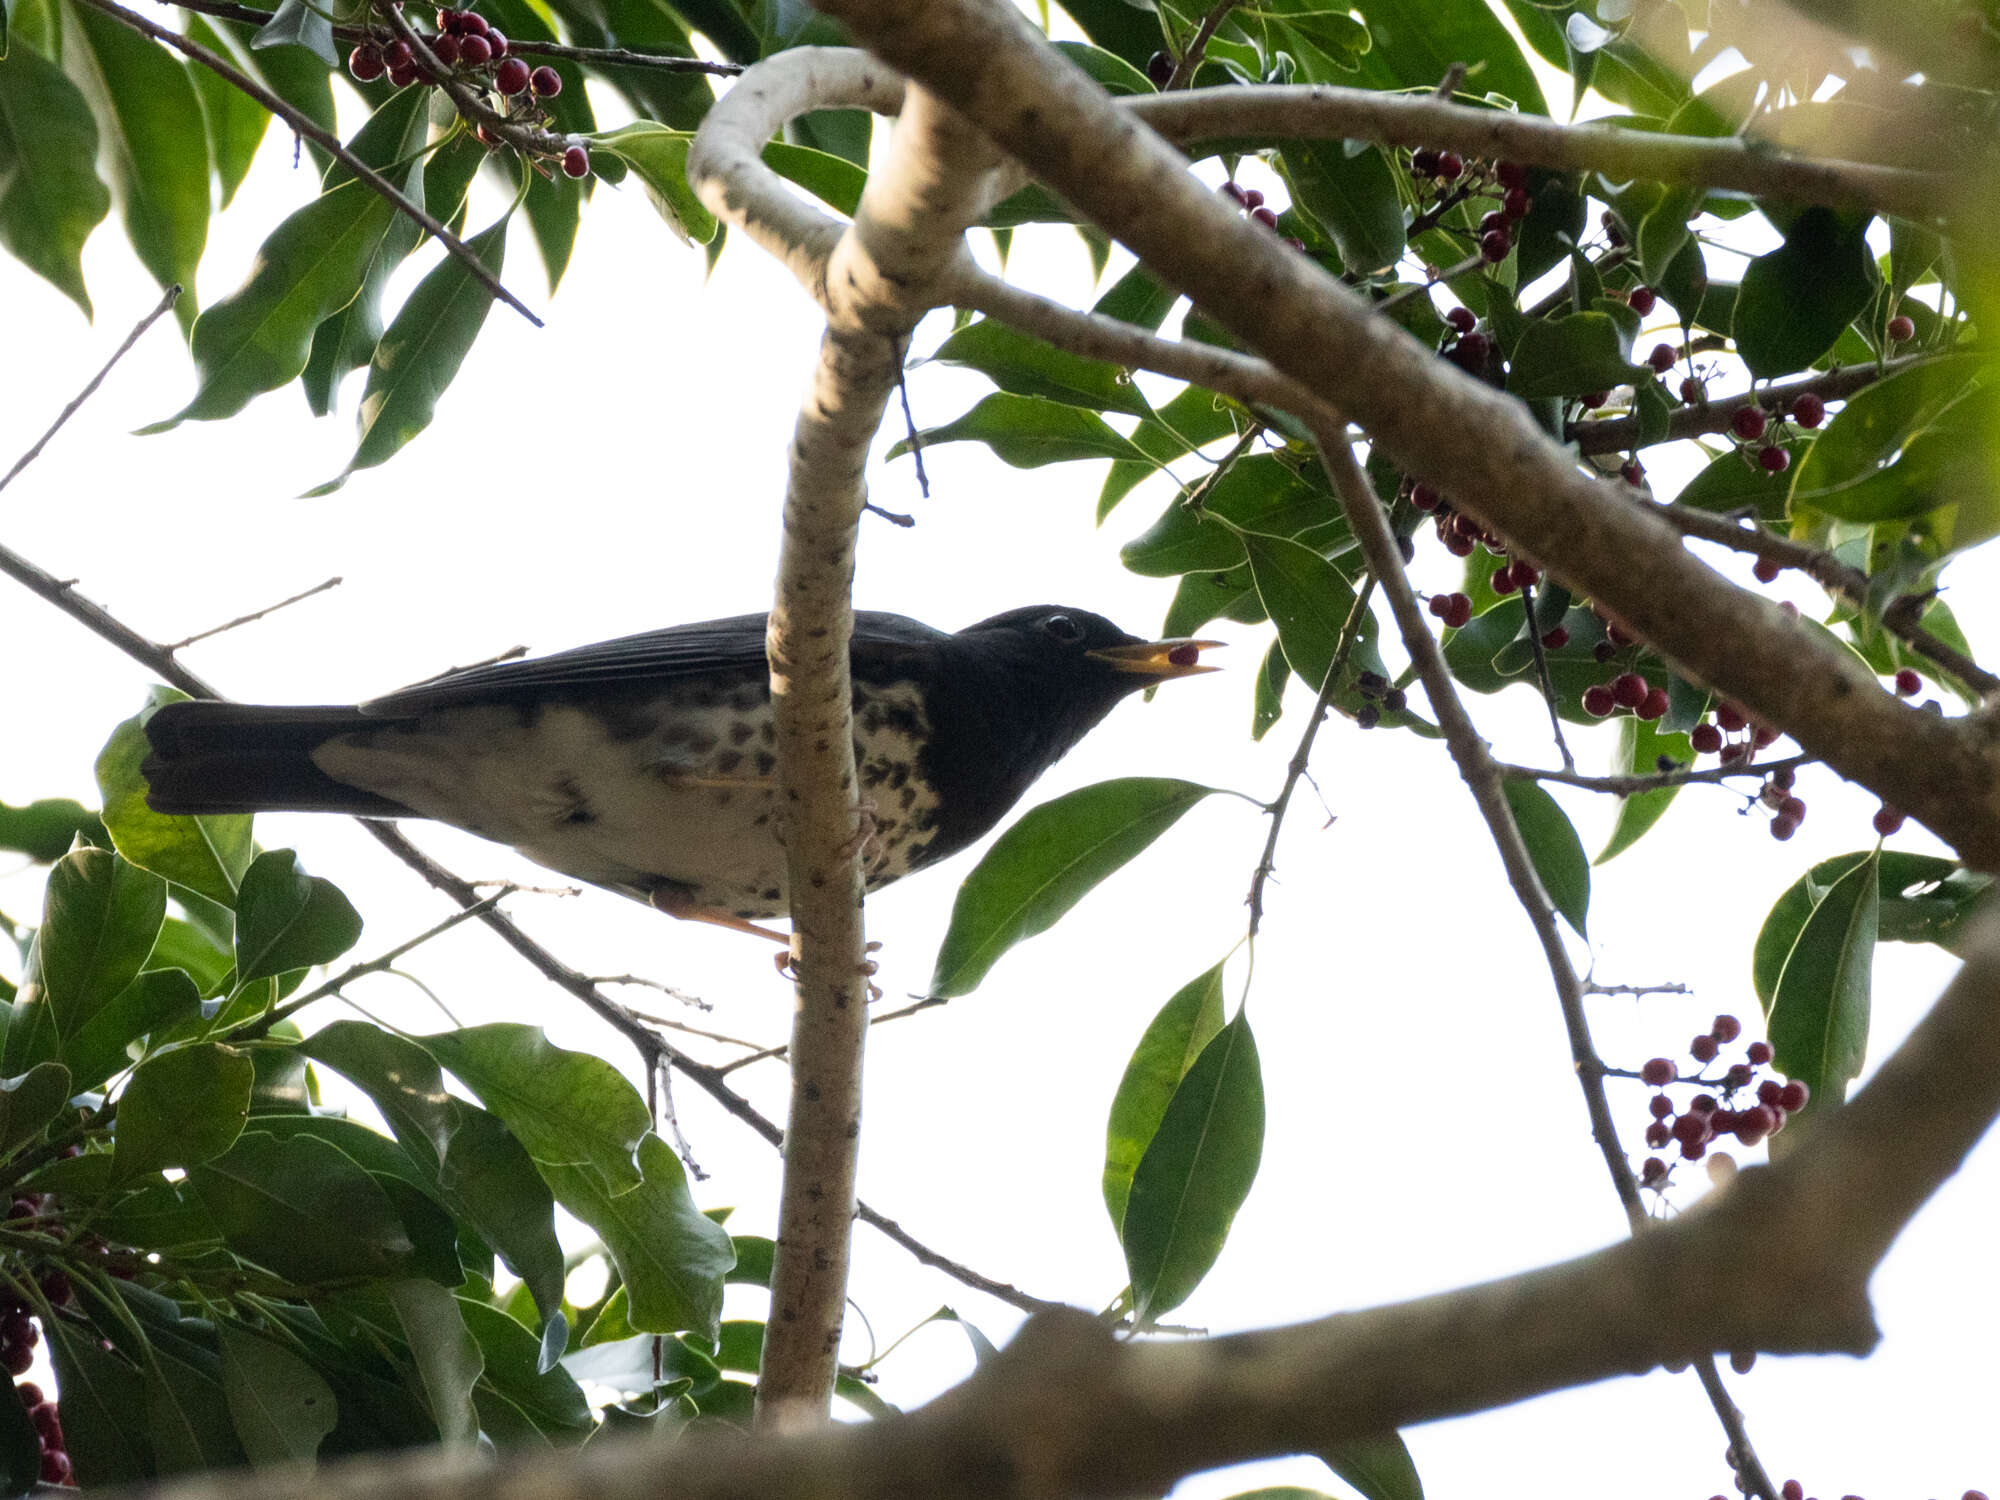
[183, 15, 269, 209]
[216, 1322, 338, 1466]
[0, 1060, 69, 1154]
[1350, 0, 1546, 111]
[222, 15, 335, 171]
[300, 159, 428, 417]
[64, 0, 210, 325]
[113, 1042, 254, 1180]
[930, 778, 1218, 997]
[1122, 1009, 1264, 1321]
[1103, 962, 1227, 1234]
[1322, 1430, 1426, 1500]
[1279, 141, 1404, 273]
[308, 214, 508, 493]
[536, 1134, 734, 1340]
[1051, 36, 1156, 92]
[1595, 717, 1693, 864]
[932, 317, 1151, 416]
[759, 138, 866, 216]
[1766, 846, 1878, 1127]
[1789, 354, 1988, 503]
[389, 1280, 483, 1447]
[594, 123, 715, 244]
[1500, 780, 1589, 936]
[1122, 456, 1347, 576]
[0, 41, 111, 314]
[6, 846, 165, 1073]
[1253, 638, 1290, 740]
[0, 795, 105, 861]
[890, 392, 1151, 468]
[417, 1023, 650, 1193]
[251, 0, 336, 63]
[459, 1297, 591, 1441]
[1505, 312, 1636, 398]
[483, 0, 588, 290]
[191, 1129, 415, 1282]
[1734, 208, 1877, 380]
[233, 849, 362, 983]
[100, 688, 254, 906]
[1753, 852, 1989, 1008]
[1671, 440, 1803, 522]
[1239, 532, 1400, 729]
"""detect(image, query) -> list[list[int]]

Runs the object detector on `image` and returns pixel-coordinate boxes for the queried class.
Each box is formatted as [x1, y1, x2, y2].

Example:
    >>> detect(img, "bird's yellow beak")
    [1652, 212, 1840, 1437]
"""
[1088, 639, 1225, 678]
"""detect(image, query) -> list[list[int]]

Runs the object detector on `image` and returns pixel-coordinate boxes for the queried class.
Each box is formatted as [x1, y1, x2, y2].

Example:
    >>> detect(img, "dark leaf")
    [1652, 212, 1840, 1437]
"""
[1595, 717, 1694, 863]
[1500, 780, 1589, 936]
[1505, 312, 1636, 398]
[6, 846, 165, 1073]
[0, 1375, 40, 1496]
[930, 779, 1219, 997]
[761, 139, 866, 216]
[1734, 208, 1877, 380]
[251, 0, 336, 65]
[594, 123, 716, 244]
[1121, 456, 1347, 577]
[113, 1041, 253, 1179]
[190, 1129, 415, 1282]
[482, 0, 589, 290]
[233, 849, 362, 983]
[1349, 0, 1547, 112]
[1671, 441, 1802, 522]
[216, 1321, 339, 1466]
[1253, 638, 1290, 740]
[1322, 1430, 1426, 1500]
[1103, 962, 1227, 1233]
[0, 1060, 69, 1155]
[1279, 141, 1404, 273]
[0, 796, 105, 862]
[0, 40, 111, 314]
[46, 1322, 151, 1485]
[1754, 853, 1988, 1008]
[384, 1280, 483, 1446]
[182, 15, 270, 209]
[459, 1297, 591, 1440]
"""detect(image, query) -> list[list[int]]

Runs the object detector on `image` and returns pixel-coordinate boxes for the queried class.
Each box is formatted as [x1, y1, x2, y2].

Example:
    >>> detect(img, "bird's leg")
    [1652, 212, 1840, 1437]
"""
[648, 886, 791, 944]
[838, 799, 882, 868]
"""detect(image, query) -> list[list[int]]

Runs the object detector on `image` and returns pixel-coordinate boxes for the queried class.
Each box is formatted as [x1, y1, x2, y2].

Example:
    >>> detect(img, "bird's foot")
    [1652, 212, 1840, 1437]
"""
[773, 945, 884, 1000]
[838, 801, 883, 868]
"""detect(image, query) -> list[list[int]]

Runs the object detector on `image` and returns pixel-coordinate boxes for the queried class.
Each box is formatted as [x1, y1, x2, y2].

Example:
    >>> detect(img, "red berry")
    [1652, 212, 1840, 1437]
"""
[1427, 594, 1449, 619]
[1638, 686, 1669, 721]
[435, 7, 459, 28]
[1690, 1094, 1718, 1116]
[1583, 684, 1615, 717]
[1690, 723, 1722, 755]
[1715, 702, 1747, 733]
[484, 28, 507, 54]
[1411, 482, 1442, 511]
[1640, 1057, 1676, 1087]
[495, 56, 530, 92]
[1783, 1483, 1805, 1500]
[1758, 443, 1790, 473]
[1246, 205, 1277, 229]
[38, 1450, 69, 1485]
[1679, 376, 1704, 404]
[531, 64, 563, 96]
[1581, 390, 1610, 409]
[1712, 1014, 1741, 1043]
[1748, 1041, 1773, 1066]
[1640, 1156, 1668, 1183]
[1777, 795, 1807, 823]
[1411, 148, 1440, 177]
[1734, 1104, 1777, 1145]
[458, 8, 488, 33]
[30, 1401, 60, 1441]
[1771, 766, 1796, 790]
[1435, 150, 1464, 180]
[1778, 1080, 1809, 1112]
[1724, 1062, 1754, 1089]
[1491, 563, 1518, 596]
[1690, 1034, 1719, 1064]
[384, 38, 413, 67]
[1620, 460, 1644, 486]
[1541, 626, 1569, 649]
[1886, 313, 1916, 342]
[387, 60, 419, 87]
[1442, 593, 1473, 629]
[458, 31, 491, 63]
[1757, 1078, 1784, 1106]
[349, 42, 386, 79]
[1791, 392, 1827, 428]
[1241, 188, 1265, 209]
[1446, 306, 1477, 335]
[1752, 556, 1782, 583]
[1496, 161, 1528, 189]
[1645, 1121, 1672, 1148]
[1479, 228, 1511, 263]
[1894, 667, 1921, 696]
[1649, 1094, 1674, 1119]
[1628, 285, 1657, 315]
[2, 1345, 30, 1378]
[1873, 805, 1906, 836]
[1647, 343, 1676, 374]
[14, 1383, 40, 1408]
[561, 143, 589, 177]
[1672, 1112, 1711, 1146]
[1146, 50, 1173, 86]
[1610, 672, 1647, 709]
[1753, 724, 1780, 748]
[1731, 405, 1768, 441]
[1502, 186, 1531, 219]
[1478, 210, 1508, 238]
[431, 31, 461, 63]
[1166, 643, 1201, 668]
[1221, 181, 1246, 204]
[1770, 814, 1799, 841]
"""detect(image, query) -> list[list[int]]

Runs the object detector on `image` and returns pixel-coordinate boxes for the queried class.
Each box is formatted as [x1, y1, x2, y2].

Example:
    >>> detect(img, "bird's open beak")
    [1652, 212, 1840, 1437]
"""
[1088, 639, 1225, 678]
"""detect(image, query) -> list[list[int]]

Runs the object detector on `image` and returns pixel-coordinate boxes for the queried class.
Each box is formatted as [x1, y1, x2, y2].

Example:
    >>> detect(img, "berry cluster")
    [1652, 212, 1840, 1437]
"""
[1634, 1015, 1808, 1186]
[1581, 670, 1669, 722]
[1407, 155, 1534, 266]
[1353, 670, 1407, 729]
[1766, 1482, 1987, 1500]
[12, 1380, 68, 1487]
[1219, 181, 1306, 252]
[347, 7, 590, 179]
[1425, 590, 1474, 629]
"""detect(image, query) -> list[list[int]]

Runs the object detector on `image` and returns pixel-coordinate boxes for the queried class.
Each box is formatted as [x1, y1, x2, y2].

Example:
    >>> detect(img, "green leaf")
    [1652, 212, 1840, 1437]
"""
[1765, 846, 1878, 1127]
[0, 1374, 41, 1496]
[931, 317, 1151, 416]
[593, 123, 716, 244]
[1671, 441, 1801, 522]
[113, 1042, 253, 1182]
[0, 795, 105, 862]
[153, 174, 396, 428]
[101, 688, 254, 905]
[1348, 0, 1546, 112]
[1500, 780, 1588, 936]
[1788, 354, 1988, 505]
[183, 16, 269, 209]
[758, 138, 865, 217]
[930, 779, 1218, 997]
[215, 1322, 338, 1466]
[482, 0, 587, 290]
[232, 849, 362, 983]
[46, 1321, 150, 1485]
[1322, 1431, 1426, 1500]
[190, 1129, 415, 1282]
[1278, 141, 1404, 273]
[63, 0, 210, 326]
[890, 392, 1152, 469]
[1753, 852, 1987, 1008]
[1595, 716, 1693, 863]
[251, 0, 336, 65]
[1052, 36, 1156, 93]
[222, 15, 335, 171]
[1253, 638, 1290, 740]
[536, 1134, 734, 1340]
[1504, 312, 1636, 398]
[389, 1280, 483, 1446]
[416, 1023, 650, 1193]
[7, 846, 165, 1072]
[1103, 962, 1227, 1234]
[1733, 208, 1877, 380]
[459, 1297, 591, 1441]
[1121, 456, 1347, 577]
[309, 215, 508, 493]
[0, 1060, 70, 1154]
[0, 41, 111, 315]
[1122, 1009, 1264, 1321]
[300, 145, 431, 417]
[1239, 532, 1400, 729]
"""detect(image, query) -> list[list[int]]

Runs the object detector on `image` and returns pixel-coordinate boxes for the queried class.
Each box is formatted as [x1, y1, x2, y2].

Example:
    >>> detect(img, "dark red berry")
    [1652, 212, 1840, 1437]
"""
[1443, 529, 1475, 557]
[1541, 626, 1569, 649]
[1221, 181, 1246, 204]
[387, 60, 419, 87]
[431, 31, 461, 64]
[349, 43, 387, 80]
[1748, 1041, 1773, 1066]
[1435, 150, 1464, 180]
[1644, 1121, 1672, 1148]
[561, 143, 589, 177]
[1479, 209, 1508, 236]
[1758, 443, 1790, 473]
[1582, 684, 1615, 717]
[1753, 724, 1780, 748]
[1894, 667, 1921, 696]
[1691, 723, 1722, 755]
[1647, 343, 1677, 374]
[1601, 209, 1626, 246]
[1427, 594, 1450, 619]
[1446, 306, 1477, 335]
[457, 8, 488, 32]
[39, 1450, 69, 1485]
[1640, 1156, 1667, 1183]
[1411, 482, 1441, 511]
[1479, 228, 1511, 263]
[1791, 392, 1826, 428]
[381, 38, 411, 67]
[1146, 50, 1173, 85]
[1496, 161, 1527, 189]
[1628, 285, 1657, 315]
[1241, 189, 1265, 209]
[1724, 1063, 1753, 1089]
[1442, 593, 1473, 629]
[1771, 765, 1796, 790]
[485, 28, 507, 54]
[14, 1383, 40, 1408]
[1690, 1094, 1718, 1116]
[1502, 186, 1531, 219]
[1712, 1014, 1741, 1043]
[1649, 1094, 1673, 1119]
[1873, 805, 1906, 836]
[1778, 1080, 1809, 1112]
[30, 1400, 59, 1441]
[531, 64, 562, 96]
[1672, 1112, 1711, 1146]
[1610, 672, 1647, 709]
[1679, 376, 1705, 404]
[1757, 1079, 1784, 1107]
[1, 1345, 30, 1378]
[436, 6, 460, 28]
[1640, 1057, 1676, 1087]
[1411, 148, 1441, 177]
[1770, 814, 1799, 841]
[1690, 1034, 1719, 1064]
[1581, 390, 1610, 409]
[1777, 796, 1806, 823]
[1715, 702, 1747, 733]
[1449, 332, 1490, 373]
[1491, 563, 1517, 596]
[495, 55, 529, 93]
[1731, 405, 1768, 441]
[1638, 686, 1669, 721]
[1886, 313, 1916, 342]
[1251, 206, 1280, 229]
[1752, 556, 1782, 583]
[1782, 1482, 1804, 1500]
[458, 31, 491, 63]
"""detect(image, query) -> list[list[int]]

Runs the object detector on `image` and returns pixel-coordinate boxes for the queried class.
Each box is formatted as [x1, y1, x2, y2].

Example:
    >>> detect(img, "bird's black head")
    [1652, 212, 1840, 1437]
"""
[912, 605, 1219, 862]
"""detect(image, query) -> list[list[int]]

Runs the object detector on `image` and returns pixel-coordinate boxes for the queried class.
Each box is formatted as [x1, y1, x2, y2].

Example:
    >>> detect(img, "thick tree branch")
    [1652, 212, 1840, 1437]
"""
[789, 23, 2000, 869]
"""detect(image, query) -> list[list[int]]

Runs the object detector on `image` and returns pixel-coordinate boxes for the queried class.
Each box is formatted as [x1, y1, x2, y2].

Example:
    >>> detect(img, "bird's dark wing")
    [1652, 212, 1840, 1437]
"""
[360, 610, 945, 717]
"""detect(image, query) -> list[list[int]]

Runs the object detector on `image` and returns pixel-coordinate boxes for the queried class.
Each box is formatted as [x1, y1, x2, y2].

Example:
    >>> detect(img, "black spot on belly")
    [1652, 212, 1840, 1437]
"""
[717, 749, 744, 775]
[728, 721, 755, 746]
[755, 750, 777, 775]
[762, 886, 781, 902]
[899, 785, 917, 811]
[551, 776, 595, 826]
[598, 701, 664, 743]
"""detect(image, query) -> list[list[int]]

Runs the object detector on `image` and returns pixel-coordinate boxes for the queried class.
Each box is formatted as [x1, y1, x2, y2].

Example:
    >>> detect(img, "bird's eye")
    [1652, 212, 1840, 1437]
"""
[1042, 613, 1083, 642]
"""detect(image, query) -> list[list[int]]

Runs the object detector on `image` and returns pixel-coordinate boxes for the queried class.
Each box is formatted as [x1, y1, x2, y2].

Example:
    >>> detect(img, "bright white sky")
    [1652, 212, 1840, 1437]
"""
[1, 23, 1994, 1499]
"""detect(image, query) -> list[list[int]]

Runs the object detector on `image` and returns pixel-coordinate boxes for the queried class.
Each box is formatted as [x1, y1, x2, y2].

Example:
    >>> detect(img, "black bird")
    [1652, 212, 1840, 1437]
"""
[142, 606, 1218, 937]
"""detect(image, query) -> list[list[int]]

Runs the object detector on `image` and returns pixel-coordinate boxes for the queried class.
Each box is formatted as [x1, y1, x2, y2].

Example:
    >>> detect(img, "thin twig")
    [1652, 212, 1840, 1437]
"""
[162, 576, 343, 651]
[588, 975, 710, 1011]
[1518, 580, 1574, 772]
[1162, 0, 1238, 91]
[1584, 979, 1691, 998]
[1500, 752, 1812, 797]
[1570, 354, 1929, 456]
[1373, 252, 1482, 314]
[1179, 424, 1261, 513]
[715, 994, 949, 1075]
[1247, 576, 1375, 939]
[894, 343, 931, 500]
[74, 0, 542, 328]
[0, 284, 182, 496]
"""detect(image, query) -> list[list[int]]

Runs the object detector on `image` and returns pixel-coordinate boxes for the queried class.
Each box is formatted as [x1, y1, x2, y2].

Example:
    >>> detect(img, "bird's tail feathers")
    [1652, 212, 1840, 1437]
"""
[141, 701, 409, 817]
